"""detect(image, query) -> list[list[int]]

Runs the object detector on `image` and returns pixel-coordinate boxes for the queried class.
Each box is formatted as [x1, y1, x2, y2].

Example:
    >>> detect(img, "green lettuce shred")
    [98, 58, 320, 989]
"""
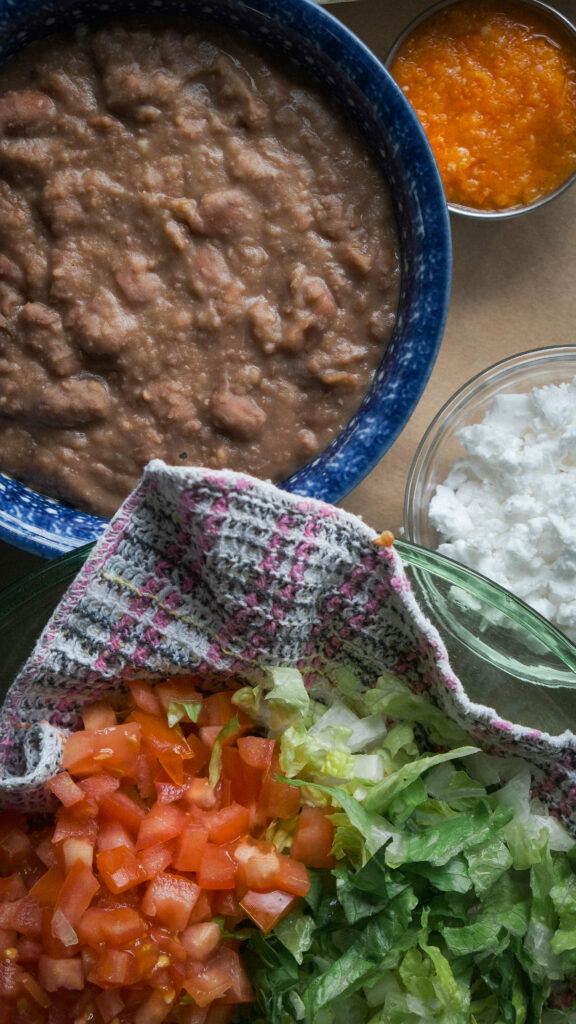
[229, 668, 576, 1024]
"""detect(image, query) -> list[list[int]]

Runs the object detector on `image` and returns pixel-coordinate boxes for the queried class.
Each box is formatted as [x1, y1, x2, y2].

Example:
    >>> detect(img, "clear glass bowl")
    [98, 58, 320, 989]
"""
[403, 345, 576, 682]
[1, 536, 576, 738]
[386, 0, 576, 220]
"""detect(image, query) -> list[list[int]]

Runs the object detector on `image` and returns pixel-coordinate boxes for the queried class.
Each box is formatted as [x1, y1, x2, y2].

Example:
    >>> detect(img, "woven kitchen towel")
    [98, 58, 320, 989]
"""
[0, 460, 575, 828]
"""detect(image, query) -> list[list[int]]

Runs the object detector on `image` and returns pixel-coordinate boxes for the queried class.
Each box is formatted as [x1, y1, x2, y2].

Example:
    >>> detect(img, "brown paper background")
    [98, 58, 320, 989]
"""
[335, 0, 576, 534]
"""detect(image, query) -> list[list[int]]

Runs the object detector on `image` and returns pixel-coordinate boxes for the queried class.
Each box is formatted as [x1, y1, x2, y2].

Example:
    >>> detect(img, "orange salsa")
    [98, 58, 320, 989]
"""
[389, 0, 576, 211]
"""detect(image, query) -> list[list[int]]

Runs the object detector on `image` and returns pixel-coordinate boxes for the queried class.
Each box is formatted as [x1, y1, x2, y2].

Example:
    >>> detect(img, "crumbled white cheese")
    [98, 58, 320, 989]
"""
[428, 377, 576, 643]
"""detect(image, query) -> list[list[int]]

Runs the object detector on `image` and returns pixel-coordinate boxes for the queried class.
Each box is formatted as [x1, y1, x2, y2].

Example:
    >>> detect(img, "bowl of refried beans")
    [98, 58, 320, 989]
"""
[0, 0, 452, 557]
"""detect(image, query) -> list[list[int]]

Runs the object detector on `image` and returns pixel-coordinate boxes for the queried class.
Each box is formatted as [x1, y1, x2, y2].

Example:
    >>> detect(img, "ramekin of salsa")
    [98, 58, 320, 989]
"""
[387, 0, 576, 217]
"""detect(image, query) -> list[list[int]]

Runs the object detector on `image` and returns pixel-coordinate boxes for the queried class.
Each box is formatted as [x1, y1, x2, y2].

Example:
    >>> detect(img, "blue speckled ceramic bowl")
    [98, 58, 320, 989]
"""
[0, 0, 452, 558]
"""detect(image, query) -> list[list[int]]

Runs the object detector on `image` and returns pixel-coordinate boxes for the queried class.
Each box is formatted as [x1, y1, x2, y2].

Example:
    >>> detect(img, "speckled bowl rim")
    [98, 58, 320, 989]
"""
[385, 0, 576, 220]
[0, 0, 452, 558]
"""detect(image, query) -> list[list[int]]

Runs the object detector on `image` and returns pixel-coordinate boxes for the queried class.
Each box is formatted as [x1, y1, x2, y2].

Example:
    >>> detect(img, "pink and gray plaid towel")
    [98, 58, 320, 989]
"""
[0, 461, 575, 829]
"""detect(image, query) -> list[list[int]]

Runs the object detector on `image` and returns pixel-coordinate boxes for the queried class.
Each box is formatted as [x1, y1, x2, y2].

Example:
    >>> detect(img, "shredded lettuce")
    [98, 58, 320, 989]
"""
[231, 668, 576, 1024]
[166, 699, 202, 728]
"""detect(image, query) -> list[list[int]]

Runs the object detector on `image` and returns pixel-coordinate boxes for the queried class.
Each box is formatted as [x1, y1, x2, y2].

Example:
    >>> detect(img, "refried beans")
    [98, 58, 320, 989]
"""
[0, 21, 400, 517]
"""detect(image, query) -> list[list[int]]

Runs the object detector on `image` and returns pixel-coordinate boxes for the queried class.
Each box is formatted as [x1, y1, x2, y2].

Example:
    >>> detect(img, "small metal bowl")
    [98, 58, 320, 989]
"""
[386, 0, 576, 219]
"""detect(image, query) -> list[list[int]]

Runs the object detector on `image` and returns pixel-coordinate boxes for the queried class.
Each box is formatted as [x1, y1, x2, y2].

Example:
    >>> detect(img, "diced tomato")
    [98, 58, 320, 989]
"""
[233, 842, 309, 898]
[62, 722, 142, 777]
[129, 709, 192, 761]
[17, 934, 45, 965]
[198, 725, 224, 751]
[209, 945, 254, 1004]
[87, 946, 136, 988]
[45, 771, 86, 808]
[239, 889, 298, 933]
[154, 770, 188, 805]
[214, 777, 232, 810]
[184, 778, 218, 810]
[12, 895, 43, 937]
[0, 902, 16, 929]
[274, 854, 310, 898]
[0, 811, 26, 841]
[183, 962, 232, 1007]
[197, 845, 237, 891]
[82, 701, 117, 730]
[205, 803, 251, 845]
[178, 1007, 209, 1024]
[290, 804, 336, 869]
[35, 836, 58, 870]
[78, 772, 120, 802]
[156, 677, 203, 713]
[210, 890, 242, 922]
[53, 860, 99, 929]
[180, 921, 221, 960]
[138, 840, 175, 882]
[127, 679, 163, 716]
[0, 873, 27, 903]
[0, 826, 32, 874]
[205, 1009, 236, 1024]
[258, 753, 301, 819]
[96, 819, 135, 853]
[29, 865, 65, 908]
[136, 802, 188, 850]
[96, 846, 145, 895]
[197, 692, 238, 728]
[61, 837, 94, 872]
[134, 751, 158, 800]
[99, 789, 147, 836]
[38, 955, 83, 992]
[237, 736, 275, 773]
[187, 888, 213, 924]
[173, 824, 209, 873]
[182, 731, 212, 775]
[223, 746, 264, 805]
[95, 987, 126, 1023]
[142, 872, 200, 931]
[0, 672, 335, 1022]
[149, 924, 187, 963]
[133, 988, 178, 1024]
[127, 937, 158, 982]
[77, 906, 146, 948]
[52, 809, 99, 847]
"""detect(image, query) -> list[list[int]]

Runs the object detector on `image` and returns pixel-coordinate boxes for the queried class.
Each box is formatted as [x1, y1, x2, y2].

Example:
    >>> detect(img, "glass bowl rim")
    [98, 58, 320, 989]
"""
[404, 344, 576, 539]
[385, 0, 576, 220]
[396, 538, 576, 679]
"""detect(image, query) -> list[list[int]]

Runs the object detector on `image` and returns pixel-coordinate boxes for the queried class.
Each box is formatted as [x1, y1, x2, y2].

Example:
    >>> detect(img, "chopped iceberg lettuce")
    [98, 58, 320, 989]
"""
[231, 666, 576, 1024]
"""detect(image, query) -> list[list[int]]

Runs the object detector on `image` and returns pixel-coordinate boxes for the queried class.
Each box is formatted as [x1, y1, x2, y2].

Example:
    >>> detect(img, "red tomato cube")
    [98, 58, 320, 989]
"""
[173, 824, 209, 873]
[290, 805, 336, 869]
[180, 921, 221, 960]
[38, 955, 84, 992]
[239, 889, 298, 933]
[135, 802, 188, 850]
[197, 845, 237, 891]
[142, 872, 200, 931]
